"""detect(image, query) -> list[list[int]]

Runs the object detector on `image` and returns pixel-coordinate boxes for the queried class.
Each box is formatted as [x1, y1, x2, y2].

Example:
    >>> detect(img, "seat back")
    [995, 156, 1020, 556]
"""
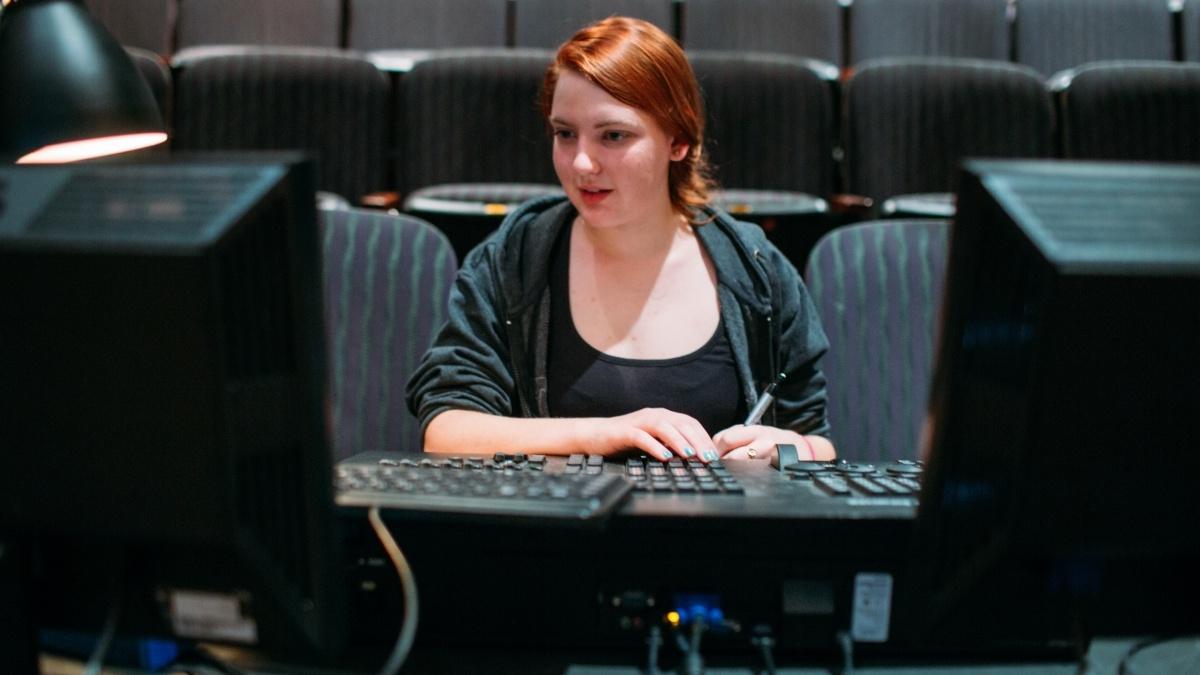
[176, 0, 342, 49]
[1186, 0, 1200, 62]
[126, 46, 172, 124]
[1015, 0, 1173, 77]
[683, 0, 842, 65]
[320, 208, 458, 459]
[346, 0, 509, 50]
[805, 219, 950, 462]
[848, 0, 1010, 65]
[844, 58, 1053, 204]
[690, 52, 837, 197]
[84, 0, 177, 55]
[397, 49, 557, 195]
[512, 0, 675, 48]
[1056, 61, 1200, 161]
[172, 48, 389, 202]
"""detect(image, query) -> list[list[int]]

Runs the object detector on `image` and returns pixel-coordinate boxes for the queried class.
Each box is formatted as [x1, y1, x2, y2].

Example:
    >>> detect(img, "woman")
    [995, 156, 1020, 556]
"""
[406, 17, 834, 463]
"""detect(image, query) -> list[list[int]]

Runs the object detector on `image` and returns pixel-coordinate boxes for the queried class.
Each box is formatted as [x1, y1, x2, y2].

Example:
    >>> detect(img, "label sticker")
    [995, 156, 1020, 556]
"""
[167, 589, 259, 644]
[850, 572, 893, 643]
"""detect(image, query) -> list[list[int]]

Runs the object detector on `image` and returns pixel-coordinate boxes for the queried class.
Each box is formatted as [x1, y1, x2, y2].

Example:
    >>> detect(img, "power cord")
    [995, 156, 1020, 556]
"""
[672, 615, 706, 675]
[836, 630, 855, 675]
[82, 552, 126, 675]
[749, 625, 777, 675]
[643, 624, 664, 675]
[82, 594, 121, 675]
[368, 505, 419, 675]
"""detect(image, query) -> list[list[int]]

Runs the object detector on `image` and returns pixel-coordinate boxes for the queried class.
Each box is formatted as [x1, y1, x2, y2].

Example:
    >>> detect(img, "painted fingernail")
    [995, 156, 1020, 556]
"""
[661, 450, 673, 461]
[683, 447, 696, 457]
[704, 450, 719, 461]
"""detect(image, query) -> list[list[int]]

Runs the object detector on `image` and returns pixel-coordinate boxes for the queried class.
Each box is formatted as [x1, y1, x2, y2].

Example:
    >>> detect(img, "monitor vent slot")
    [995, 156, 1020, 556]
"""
[1006, 175, 1200, 259]
[29, 166, 261, 241]
[218, 196, 297, 378]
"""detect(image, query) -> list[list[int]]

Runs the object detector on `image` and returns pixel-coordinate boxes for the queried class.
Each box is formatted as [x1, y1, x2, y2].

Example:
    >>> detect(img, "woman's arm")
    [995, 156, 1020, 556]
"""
[424, 407, 721, 461]
[712, 424, 836, 462]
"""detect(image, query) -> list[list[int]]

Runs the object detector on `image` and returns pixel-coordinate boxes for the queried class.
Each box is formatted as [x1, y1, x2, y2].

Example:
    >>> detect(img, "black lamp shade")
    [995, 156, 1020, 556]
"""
[0, 0, 166, 163]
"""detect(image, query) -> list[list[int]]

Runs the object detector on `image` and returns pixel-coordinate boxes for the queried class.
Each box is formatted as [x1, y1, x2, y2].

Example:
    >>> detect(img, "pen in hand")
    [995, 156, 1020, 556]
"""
[744, 372, 786, 426]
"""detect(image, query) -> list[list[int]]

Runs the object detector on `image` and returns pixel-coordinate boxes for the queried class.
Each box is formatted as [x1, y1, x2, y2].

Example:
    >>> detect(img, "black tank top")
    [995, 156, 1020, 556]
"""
[546, 224, 745, 434]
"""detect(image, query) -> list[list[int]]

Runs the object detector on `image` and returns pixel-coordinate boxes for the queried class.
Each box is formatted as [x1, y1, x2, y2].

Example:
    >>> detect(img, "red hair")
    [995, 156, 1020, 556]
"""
[539, 16, 715, 220]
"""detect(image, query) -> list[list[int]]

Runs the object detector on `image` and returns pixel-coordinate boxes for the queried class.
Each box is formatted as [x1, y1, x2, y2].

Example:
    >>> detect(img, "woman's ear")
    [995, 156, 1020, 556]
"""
[670, 140, 689, 162]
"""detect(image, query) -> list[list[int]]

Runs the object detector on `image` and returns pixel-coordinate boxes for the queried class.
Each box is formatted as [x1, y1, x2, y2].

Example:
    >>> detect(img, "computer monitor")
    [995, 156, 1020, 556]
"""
[0, 155, 345, 668]
[905, 160, 1200, 652]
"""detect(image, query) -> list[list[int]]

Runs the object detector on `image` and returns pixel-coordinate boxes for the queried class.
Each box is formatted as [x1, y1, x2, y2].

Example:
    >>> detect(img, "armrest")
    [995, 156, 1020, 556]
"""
[828, 193, 874, 218]
[359, 191, 402, 210]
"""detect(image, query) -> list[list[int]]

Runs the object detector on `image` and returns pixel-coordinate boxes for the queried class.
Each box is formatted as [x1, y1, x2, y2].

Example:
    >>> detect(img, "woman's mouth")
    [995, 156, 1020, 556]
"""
[578, 187, 612, 206]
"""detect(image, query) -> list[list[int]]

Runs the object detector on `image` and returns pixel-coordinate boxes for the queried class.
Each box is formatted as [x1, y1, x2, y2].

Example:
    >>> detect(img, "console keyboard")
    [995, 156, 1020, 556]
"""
[336, 453, 633, 521]
[782, 459, 924, 497]
[563, 454, 746, 495]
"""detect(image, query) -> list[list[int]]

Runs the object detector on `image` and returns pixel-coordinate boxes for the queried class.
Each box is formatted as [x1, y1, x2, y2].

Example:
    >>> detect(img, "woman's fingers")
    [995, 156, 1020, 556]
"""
[616, 408, 715, 461]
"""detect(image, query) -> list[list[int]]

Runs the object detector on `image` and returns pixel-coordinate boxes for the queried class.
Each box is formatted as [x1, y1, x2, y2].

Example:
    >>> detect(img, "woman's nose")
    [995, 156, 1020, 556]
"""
[573, 147, 598, 175]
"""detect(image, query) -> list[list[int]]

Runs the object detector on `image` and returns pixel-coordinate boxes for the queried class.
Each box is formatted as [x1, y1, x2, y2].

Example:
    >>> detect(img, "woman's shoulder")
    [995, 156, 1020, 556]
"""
[462, 195, 572, 268]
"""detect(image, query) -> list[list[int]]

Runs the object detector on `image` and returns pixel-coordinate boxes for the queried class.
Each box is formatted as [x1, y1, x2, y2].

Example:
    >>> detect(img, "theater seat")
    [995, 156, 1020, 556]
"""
[125, 47, 171, 128]
[346, 0, 508, 50]
[848, 0, 1010, 65]
[172, 47, 389, 204]
[1015, 0, 1174, 77]
[805, 219, 950, 462]
[396, 49, 560, 261]
[843, 58, 1053, 218]
[1053, 61, 1200, 162]
[84, 0, 177, 55]
[512, 0, 675, 48]
[320, 208, 458, 459]
[682, 0, 842, 66]
[175, 0, 342, 49]
[689, 51, 839, 265]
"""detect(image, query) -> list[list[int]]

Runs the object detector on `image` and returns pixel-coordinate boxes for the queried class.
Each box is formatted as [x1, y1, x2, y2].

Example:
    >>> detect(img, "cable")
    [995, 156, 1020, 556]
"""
[1117, 635, 1200, 675]
[368, 505, 419, 675]
[836, 630, 855, 675]
[643, 624, 663, 675]
[677, 616, 705, 675]
[750, 626, 777, 675]
[82, 596, 121, 675]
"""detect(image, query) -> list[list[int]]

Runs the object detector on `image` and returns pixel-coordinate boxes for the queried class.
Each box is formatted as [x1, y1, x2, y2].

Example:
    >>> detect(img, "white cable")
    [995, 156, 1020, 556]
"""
[368, 505, 419, 675]
[82, 596, 121, 675]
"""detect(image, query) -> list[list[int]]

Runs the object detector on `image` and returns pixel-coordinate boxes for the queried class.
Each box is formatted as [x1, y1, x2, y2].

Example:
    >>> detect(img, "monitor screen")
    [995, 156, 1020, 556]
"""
[0, 155, 346, 664]
[905, 160, 1200, 651]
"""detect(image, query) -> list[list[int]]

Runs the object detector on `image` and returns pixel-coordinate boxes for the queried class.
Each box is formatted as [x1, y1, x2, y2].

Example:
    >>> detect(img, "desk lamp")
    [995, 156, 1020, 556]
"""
[0, 0, 167, 163]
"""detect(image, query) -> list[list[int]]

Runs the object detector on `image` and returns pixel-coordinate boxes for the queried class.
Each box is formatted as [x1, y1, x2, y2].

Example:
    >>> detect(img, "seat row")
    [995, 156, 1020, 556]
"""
[92, 0, 1200, 74]
[129, 45, 1200, 263]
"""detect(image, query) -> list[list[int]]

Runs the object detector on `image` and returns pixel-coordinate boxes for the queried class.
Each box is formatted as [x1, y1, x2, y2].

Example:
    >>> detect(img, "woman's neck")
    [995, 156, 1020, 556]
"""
[574, 206, 691, 264]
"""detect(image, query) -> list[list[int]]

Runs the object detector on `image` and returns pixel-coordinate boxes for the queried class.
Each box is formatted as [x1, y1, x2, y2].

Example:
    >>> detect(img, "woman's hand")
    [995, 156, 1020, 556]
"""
[713, 424, 836, 462]
[585, 407, 718, 462]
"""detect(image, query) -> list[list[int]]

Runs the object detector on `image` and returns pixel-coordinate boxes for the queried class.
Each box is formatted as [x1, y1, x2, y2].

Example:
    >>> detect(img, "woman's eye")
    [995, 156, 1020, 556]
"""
[554, 129, 576, 140]
[603, 131, 628, 142]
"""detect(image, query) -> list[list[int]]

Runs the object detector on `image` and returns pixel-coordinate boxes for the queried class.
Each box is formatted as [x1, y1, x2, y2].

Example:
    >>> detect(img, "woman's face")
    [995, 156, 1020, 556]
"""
[549, 70, 687, 230]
